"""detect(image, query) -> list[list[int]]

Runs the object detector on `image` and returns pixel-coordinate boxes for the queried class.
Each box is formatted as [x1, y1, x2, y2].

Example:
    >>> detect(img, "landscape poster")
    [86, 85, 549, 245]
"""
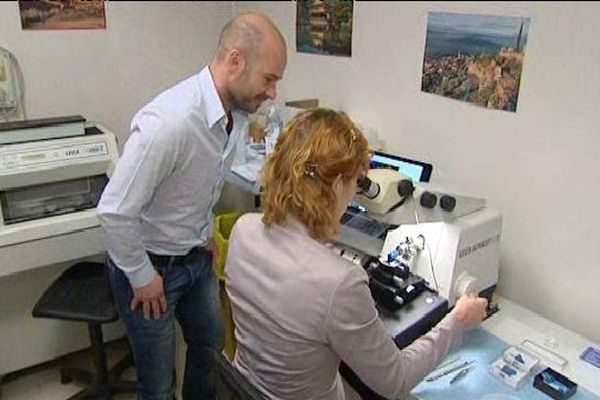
[19, 0, 106, 30]
[421, 12, 530, 112]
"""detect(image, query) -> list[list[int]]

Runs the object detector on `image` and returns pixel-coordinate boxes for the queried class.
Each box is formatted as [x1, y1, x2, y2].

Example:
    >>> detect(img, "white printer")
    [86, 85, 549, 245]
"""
[0, 117, 119, 276]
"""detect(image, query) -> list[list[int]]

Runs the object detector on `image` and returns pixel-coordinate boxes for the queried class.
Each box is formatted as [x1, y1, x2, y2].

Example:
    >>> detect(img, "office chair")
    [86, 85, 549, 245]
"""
[32, 261, 136, 400]
[214, 351, 266, 400]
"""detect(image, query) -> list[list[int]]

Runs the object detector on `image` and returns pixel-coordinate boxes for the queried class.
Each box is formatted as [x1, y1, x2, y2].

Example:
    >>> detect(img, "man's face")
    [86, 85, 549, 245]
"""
[230, 39, 287, 113]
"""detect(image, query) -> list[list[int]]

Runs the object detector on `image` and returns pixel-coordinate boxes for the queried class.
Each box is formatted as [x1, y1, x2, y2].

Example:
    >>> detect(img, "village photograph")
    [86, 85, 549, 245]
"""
[421, 12, 530, 112]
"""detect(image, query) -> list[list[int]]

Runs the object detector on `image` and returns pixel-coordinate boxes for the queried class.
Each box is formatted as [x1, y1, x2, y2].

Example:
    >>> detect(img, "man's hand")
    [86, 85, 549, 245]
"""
[130, 274, 167, 320]
[451, 293, 488, 328]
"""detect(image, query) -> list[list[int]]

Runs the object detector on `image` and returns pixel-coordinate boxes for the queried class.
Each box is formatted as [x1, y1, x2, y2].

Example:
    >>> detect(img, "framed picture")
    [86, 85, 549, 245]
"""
[421, 12, 530, 112]
[296, 0, 353, 57]
[19, 0, 106, 30]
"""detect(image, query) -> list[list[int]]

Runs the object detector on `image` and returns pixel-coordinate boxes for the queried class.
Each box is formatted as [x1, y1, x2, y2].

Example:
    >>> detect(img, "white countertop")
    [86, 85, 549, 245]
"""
[482, 296, 600, 395]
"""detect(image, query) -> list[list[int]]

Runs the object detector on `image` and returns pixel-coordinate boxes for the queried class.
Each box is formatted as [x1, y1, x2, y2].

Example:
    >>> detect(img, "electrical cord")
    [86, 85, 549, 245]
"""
[412, 197, 440, 292]
[425, 231, 440, 292]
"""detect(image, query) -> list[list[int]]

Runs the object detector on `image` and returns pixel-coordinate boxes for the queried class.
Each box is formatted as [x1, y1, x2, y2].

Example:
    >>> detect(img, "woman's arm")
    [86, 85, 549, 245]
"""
[326, 266, 475, 399]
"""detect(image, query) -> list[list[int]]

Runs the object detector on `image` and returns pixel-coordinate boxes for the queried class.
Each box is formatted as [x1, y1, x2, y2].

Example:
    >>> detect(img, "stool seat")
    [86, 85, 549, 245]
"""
[32, 261, 136, 400]
[32, 262, 117, 323]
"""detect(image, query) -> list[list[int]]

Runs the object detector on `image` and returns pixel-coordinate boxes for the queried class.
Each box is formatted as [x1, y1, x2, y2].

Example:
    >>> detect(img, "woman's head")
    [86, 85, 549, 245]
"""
[261, 108, 371, 241]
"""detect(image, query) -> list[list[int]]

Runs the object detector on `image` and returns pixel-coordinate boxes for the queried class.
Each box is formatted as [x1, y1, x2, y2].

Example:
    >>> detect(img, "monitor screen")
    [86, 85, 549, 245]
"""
[369, 151, 433, 182]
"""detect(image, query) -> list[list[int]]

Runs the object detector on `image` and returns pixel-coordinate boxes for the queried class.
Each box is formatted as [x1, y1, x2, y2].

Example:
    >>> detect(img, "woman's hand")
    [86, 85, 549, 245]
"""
[451, 293, 488, 328]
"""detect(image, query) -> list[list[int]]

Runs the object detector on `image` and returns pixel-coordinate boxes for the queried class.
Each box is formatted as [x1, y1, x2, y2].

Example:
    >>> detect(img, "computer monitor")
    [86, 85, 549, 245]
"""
[370, 151, 433, 183]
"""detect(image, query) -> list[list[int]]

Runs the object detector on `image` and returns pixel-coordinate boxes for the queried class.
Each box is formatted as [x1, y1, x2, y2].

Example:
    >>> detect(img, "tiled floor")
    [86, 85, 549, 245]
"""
[1, 341, 364, 400]
[0, 340, 137, 400]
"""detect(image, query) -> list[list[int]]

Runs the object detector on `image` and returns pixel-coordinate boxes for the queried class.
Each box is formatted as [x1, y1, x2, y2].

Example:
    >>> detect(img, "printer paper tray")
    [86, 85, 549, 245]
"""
[0, 223, 104, 277]
[0, 208, 99, 247]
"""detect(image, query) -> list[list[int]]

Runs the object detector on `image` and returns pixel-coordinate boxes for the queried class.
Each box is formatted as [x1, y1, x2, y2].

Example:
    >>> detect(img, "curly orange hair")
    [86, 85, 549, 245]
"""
[261, 108, 370, 241]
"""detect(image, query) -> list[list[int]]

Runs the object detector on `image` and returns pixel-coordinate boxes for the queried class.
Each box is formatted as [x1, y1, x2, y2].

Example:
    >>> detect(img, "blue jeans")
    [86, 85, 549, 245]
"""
[108, 247, 224, 400]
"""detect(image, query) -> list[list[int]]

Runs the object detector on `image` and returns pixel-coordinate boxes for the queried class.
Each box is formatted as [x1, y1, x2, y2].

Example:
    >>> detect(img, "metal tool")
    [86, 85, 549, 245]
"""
[449, 365, 474, 384]
[426, 360, 474, 382]
[433, 356, 461, 371]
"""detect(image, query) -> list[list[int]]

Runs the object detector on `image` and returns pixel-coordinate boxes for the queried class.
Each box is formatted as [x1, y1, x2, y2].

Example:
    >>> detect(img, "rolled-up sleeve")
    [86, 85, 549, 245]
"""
[326, 267, 466, 399]
[97, 112, 178, 288]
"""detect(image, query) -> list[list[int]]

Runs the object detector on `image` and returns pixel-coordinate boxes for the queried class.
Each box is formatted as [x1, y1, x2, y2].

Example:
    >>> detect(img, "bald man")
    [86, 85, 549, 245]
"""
[98, 12, 287, 400]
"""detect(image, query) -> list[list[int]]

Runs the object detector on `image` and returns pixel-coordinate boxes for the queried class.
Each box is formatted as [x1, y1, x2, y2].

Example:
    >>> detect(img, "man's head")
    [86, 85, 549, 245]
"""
[211, 12, 287, 114]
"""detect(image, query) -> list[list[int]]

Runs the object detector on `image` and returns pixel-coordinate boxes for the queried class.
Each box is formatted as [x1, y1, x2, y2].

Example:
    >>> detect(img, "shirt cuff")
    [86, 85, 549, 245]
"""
[125, 262, 157, 288]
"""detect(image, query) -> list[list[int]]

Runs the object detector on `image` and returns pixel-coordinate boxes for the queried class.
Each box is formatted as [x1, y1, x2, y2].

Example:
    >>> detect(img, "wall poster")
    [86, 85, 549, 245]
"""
[421, 12, 530, 112]
[296, 0, 353, 57]
[19, 0, 106, 30]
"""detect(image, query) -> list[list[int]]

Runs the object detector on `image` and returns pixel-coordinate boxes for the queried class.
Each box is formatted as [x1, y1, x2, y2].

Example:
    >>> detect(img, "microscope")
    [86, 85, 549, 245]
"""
[337, 167, 501, 347]
[355, 168, 502, 310]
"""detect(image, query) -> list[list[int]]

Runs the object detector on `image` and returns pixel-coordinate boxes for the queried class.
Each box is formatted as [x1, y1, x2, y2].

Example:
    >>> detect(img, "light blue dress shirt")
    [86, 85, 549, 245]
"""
[98, 66, 247, 288]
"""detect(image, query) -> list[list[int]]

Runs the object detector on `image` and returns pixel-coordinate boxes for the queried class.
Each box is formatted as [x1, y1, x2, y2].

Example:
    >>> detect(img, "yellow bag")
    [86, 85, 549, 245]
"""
[213, 212, 242, 281]
[213, 211, 242, 360]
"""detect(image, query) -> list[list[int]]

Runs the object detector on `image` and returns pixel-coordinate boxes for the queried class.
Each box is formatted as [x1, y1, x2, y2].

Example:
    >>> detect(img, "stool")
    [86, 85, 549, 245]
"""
[32, 261, 136, 400]
[214, 351, 266, 400]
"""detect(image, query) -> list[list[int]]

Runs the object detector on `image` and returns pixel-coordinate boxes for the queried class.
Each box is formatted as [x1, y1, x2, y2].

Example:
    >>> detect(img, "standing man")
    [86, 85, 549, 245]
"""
[97, 12, 287, 400]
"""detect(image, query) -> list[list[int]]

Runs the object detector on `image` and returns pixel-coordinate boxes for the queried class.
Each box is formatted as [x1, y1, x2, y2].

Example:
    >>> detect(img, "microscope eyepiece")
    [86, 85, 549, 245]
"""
[357, 176, 380, 199]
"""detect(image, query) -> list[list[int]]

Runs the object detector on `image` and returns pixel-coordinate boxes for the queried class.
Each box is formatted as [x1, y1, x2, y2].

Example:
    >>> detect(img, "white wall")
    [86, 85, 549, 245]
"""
[234, 1, 600, 343]
[0, 1, 231, 144]
[0, 1, 232, 374]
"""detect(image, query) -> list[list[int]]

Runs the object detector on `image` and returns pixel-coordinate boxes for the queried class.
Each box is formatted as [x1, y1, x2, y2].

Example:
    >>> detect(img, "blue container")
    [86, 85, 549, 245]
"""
[533, 367, 578, 400]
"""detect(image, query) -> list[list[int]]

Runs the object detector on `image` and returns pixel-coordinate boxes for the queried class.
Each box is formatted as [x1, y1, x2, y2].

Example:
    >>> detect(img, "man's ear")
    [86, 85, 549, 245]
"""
[227, 48, 246, 78]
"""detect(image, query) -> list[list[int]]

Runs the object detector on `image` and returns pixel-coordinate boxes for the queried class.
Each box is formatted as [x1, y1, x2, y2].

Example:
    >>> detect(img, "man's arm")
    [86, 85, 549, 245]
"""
[97, 112, 178, 318]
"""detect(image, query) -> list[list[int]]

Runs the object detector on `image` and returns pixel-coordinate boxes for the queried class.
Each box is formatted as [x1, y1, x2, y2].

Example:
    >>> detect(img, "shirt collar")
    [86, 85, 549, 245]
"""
[282, 216, 334, 247]
[198, 66, 227, 129]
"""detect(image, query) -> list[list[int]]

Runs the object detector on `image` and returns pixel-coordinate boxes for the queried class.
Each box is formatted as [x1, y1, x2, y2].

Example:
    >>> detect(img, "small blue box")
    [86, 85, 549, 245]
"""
[533, 367, 578, 400]
[580, 346, 600, 370]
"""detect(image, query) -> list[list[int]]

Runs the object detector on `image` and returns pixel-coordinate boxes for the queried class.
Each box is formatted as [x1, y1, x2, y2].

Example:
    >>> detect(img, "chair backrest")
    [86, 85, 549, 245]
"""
[214, 352, 267, 400]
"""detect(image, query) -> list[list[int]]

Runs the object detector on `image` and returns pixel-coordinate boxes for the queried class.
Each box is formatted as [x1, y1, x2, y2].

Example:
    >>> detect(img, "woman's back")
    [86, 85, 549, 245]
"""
[225, 213, 356, 399]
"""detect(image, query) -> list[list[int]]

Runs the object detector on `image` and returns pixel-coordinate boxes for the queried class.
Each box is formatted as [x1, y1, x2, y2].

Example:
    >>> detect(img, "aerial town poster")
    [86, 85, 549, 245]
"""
[421, 12, 530, 112]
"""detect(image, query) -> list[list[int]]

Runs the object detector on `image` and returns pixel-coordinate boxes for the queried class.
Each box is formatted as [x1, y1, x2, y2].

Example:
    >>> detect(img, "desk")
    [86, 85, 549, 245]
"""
[406, 297, 600, 400]
[344, 296, 600, 400]
[0, 210, 105, 278]
[479, 297, 600, 396]
[225, 170, 261, 209]
[226, 170, 260, 196]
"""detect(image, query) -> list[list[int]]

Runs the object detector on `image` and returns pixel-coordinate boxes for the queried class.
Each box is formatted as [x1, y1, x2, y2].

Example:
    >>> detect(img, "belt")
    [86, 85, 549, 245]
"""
[147, 246, 203, 268]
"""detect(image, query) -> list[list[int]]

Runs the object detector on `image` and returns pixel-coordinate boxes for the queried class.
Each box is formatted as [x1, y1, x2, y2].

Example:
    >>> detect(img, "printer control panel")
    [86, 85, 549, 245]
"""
[0, 140, 108, 170]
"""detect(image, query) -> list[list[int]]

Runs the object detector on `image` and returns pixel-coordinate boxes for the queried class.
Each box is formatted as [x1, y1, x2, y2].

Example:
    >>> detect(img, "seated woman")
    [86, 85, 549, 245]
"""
[225, 108, 488, 400]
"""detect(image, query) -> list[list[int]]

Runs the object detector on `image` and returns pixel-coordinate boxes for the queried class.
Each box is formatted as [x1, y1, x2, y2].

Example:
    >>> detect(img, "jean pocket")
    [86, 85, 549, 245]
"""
[106, 257, 116, 277]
